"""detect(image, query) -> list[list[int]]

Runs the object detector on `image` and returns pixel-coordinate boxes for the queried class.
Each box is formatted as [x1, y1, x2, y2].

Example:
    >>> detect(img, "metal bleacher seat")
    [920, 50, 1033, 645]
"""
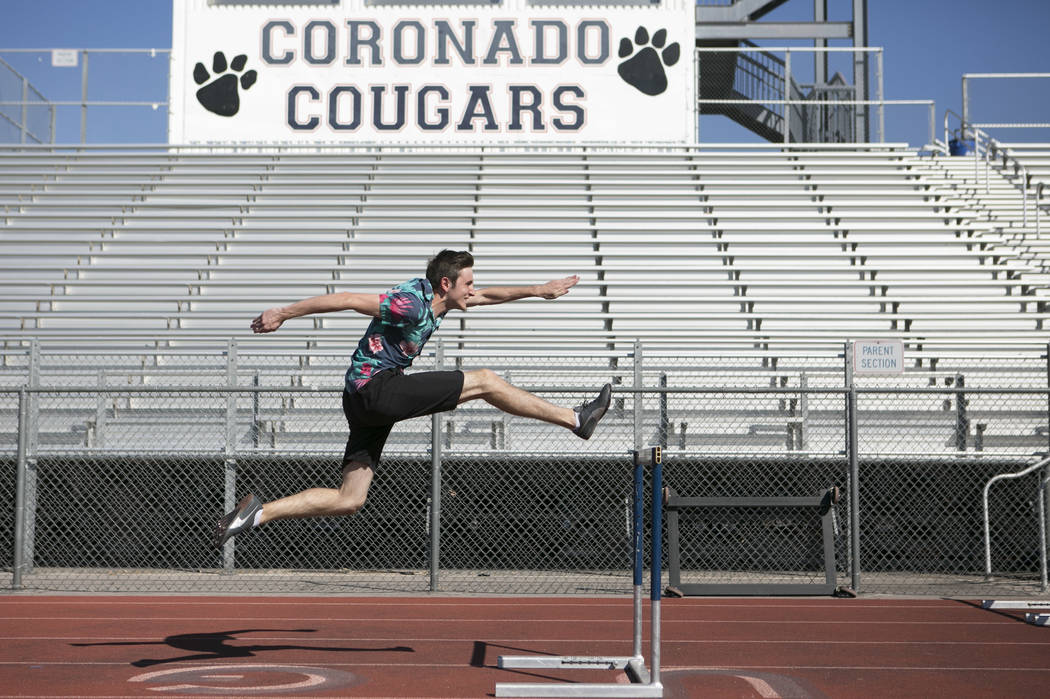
[2, 144, 1047, 359]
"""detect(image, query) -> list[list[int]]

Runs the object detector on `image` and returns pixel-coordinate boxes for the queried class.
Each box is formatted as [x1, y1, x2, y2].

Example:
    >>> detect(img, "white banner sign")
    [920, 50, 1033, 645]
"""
[853, 339, 905, 375]
[169, 0, 695, 144]
[51, 49, 78, 68]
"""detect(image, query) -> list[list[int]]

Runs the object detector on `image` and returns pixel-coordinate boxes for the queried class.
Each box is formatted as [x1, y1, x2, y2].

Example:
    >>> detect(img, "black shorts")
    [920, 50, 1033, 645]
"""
[342, 368, 464, 469]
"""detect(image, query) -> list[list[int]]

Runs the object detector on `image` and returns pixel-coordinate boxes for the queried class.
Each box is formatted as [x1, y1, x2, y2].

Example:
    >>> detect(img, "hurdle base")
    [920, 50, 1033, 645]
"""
[1026, 613, 1049, 626]
[497, 655, 660, 697]
[495, 682, 663, 698]
[981, 599, 1050, 611]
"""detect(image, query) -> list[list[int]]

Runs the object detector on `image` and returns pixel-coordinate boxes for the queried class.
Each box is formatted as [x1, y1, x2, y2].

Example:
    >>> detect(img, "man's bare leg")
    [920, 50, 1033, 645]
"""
[257, 461, 374, 526]
[459, 368, 576, 428]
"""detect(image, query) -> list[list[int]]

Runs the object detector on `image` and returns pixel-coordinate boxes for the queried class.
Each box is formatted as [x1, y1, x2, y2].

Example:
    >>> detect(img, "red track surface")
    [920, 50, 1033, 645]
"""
[0, 596, 1047, 697]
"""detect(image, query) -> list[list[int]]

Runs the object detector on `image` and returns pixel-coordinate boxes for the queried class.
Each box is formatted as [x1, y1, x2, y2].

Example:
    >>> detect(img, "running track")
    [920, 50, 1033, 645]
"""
[0, 596, 1047, 697]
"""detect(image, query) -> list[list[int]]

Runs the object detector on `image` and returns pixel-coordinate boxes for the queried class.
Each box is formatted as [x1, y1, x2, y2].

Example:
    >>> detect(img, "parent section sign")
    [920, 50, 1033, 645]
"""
[169, 0, 696, 144]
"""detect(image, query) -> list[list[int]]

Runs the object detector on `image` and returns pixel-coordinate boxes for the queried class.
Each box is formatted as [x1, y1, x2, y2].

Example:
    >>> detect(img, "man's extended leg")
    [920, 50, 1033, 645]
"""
[459, 369, 611, 439]
[258, 460, 374, 524]
[212, 461, 373, 547]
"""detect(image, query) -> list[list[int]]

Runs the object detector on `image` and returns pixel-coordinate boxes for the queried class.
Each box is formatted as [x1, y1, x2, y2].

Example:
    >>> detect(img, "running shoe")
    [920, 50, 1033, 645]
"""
[213, 494, 262, 548]
[573, 383, 612, 440]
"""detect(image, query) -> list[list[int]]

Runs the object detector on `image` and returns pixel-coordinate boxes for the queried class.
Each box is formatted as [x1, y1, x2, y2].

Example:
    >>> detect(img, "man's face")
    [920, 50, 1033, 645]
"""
[445, 267, 475, 311]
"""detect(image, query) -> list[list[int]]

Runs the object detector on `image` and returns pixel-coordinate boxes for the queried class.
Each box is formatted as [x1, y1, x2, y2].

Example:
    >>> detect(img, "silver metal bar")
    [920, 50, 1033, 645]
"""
[698, 98, 932, 106]
[877, 49, 885, 143]
[962, 75, 969, 134]
[19, 76, 27, 145]
[696, 46, 884, 53]
[496, 683, 663, 698]
[845, 342, 860, 592]
[982, 456, 1050, 576]
[1038, 470, 1047, 592]
[429, 339, 444, 592]
[12, 387, 29, 590]
[963, 72, 1050, 79]
[0, 48, 171, 54]
[5, 385, 1047, 396]
[498, 656, 634, 670]
[972, 122, 1050, 128]
[633, 341, 643, 451]
[80, 50, 88, 144]
[0, 101, 169, 107]
[783, 49, 791, 144]
[696, 22, 853, 40]
[222, 338, 238, 572]
[1043, 465, 1050, 592]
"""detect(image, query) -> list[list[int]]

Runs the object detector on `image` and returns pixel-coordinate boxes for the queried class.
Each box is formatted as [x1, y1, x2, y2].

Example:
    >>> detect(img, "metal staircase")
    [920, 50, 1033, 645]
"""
[696, 0, 868, 143]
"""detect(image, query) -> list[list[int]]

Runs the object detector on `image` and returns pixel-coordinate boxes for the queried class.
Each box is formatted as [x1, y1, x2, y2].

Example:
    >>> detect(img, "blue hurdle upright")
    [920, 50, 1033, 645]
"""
[495, 447, 664, 698]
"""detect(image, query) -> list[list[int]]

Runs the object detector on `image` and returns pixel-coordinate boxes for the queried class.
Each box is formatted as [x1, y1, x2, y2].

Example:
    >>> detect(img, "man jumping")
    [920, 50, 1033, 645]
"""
[213, 249, 612, 547]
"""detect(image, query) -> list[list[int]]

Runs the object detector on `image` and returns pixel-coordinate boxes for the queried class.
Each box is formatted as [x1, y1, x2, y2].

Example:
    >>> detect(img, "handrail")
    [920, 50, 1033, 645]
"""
[983, 454, 1050, 590]
[944, 109, 1031, 230]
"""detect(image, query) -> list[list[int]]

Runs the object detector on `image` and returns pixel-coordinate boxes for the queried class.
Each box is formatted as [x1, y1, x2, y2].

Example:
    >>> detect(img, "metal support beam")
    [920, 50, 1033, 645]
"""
[697, 22, 852, 40]
[814, 0, 828, 87]
[852, 0, 869, 141]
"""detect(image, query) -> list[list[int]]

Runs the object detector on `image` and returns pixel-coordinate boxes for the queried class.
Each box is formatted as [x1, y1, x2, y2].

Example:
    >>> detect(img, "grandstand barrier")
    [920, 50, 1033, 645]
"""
[2, 339, 1049, 597]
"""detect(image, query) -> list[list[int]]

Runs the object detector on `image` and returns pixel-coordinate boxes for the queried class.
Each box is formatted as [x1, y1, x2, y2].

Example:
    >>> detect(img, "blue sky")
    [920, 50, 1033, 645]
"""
[0, 0, 1047, 145]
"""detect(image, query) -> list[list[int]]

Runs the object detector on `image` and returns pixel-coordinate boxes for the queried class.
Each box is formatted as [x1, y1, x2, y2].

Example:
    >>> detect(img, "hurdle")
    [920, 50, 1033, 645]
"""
[495, 447, 664, 698]
[980, 599, 1050, 626]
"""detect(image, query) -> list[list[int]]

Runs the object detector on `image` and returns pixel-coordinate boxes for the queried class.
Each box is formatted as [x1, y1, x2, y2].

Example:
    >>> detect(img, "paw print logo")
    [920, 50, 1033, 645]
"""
[193, 51, 257, 117]
[617, 27, 681, 97]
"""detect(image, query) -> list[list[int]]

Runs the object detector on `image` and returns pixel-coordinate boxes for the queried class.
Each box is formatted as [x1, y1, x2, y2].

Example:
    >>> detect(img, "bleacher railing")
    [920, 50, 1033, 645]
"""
[695, 45, 937, 145]
[962, 72, 1050, 142]
[0, 55, 53, 144]
[0, 48, 170, 144]
[3, 342, 1048, 597]
[944, 108, 1046, 236]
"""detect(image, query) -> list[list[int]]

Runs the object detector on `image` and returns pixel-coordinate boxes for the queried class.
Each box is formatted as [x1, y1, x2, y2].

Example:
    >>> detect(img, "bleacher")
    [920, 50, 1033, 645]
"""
[2, 143, 1049, 457]
[1, 144, 1046, 341]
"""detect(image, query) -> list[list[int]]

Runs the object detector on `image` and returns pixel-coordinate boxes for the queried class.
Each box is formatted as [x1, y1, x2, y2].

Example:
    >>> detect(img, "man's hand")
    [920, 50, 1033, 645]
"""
[250, 307, 286, 334]
[535, 275, 579, 299]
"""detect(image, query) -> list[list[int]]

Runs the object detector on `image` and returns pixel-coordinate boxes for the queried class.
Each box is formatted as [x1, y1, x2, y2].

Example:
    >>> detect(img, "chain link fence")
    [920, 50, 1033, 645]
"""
[2, 341, 1048, 597]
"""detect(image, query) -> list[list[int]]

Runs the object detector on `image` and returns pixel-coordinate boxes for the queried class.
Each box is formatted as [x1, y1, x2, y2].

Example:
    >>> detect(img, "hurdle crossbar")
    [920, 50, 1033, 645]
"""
[495, 447, 664, 698]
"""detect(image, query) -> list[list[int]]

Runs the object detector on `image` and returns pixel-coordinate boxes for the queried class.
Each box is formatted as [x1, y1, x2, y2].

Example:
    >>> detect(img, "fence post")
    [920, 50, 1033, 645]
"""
[20, 76, 28, 145]
[23, 340, 39, 575]
[845, 341, 861, 592]
[429, 339, 444, 592]
[1045, 344, 1049, 593]
[876, 49, 885, 143]
[954, 374, 968, 452]
[633, 340, 643, 451]
[799, 371, 809, 451]
[783, 49, 791, 144]
[222, 339, 238, 571]
[962, 75, 969, 136]
[12, 388, 29, 590]
[80, 50, 89, 144]
[95, 370, 107, 449]
[694, 47, 701, 142]
[658, 373, 668, 449]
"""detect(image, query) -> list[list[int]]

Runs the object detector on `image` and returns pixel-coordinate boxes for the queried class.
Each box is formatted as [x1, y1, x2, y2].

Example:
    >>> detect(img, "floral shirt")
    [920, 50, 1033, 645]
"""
[345, 278, 444, 392]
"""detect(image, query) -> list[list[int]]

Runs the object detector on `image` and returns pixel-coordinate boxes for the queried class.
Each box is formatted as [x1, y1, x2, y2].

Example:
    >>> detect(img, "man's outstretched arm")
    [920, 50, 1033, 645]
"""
[466, 275, 579, 307]
[251, 292, 381, 333]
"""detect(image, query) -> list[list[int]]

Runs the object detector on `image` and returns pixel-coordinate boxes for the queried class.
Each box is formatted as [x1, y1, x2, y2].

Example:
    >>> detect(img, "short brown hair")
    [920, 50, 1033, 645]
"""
[426, 249, 474, 291]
